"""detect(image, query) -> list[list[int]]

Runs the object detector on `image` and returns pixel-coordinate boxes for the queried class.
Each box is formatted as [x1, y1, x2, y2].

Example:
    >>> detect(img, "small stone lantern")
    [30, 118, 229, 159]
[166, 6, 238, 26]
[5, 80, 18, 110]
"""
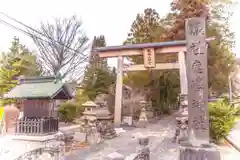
[138, 100, 148, 128]
[81, 100, 116, 140]
[82, 101, 97, 112]
[81, 101, 101, 144]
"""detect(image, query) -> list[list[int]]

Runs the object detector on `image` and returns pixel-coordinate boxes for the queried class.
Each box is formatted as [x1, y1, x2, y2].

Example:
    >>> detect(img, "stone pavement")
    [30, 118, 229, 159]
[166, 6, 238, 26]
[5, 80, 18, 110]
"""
[219, 145, 240, 160]
[0, 116, 238, 160]
[0, 136, 44, 159]
[65, 115, 179, 160]
[65, 115, 240, 160]
[0, 123, 76, 160]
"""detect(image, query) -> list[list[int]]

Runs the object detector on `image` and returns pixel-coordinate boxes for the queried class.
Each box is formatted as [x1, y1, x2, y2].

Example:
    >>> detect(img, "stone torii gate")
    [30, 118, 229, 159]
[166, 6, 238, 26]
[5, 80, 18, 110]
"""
[96, 38, 212, 128]
[96, 42, 187, 126]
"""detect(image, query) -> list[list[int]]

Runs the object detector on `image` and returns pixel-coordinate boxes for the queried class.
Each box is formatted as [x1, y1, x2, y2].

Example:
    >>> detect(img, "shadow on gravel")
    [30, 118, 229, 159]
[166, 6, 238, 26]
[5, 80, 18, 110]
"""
[64, 142, 108, 160]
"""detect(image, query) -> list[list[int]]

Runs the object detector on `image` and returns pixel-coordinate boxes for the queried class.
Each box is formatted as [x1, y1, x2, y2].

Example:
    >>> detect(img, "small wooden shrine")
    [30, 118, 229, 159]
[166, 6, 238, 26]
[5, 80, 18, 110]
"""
[4, 76, 73, 135]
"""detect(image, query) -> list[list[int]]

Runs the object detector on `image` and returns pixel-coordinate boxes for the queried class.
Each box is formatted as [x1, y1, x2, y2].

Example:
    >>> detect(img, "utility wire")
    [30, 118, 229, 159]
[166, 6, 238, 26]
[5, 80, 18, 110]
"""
[0, 12, 134, 80]
[0, 18, 89, 65]
[0, 18, 90, 82]
[0, 11, 88, 57]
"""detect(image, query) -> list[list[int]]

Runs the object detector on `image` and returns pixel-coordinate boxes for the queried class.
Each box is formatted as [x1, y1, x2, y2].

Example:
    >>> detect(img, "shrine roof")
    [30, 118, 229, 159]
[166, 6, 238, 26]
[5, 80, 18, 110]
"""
[95, 38, 214, 52]
[4, 76, 74, 99]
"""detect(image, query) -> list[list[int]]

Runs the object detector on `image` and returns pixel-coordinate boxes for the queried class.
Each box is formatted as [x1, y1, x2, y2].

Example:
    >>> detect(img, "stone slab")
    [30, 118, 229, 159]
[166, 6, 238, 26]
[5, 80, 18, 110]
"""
[9, 133, 58, 142]
[179, 142, 221, 160]
[106, 152, 125, 160]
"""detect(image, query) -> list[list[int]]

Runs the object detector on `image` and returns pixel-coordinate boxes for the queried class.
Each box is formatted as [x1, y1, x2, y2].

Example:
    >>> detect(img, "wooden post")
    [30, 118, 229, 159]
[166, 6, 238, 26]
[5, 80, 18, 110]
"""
[114, 56, 123, 126]
[186, 17, 210, 146]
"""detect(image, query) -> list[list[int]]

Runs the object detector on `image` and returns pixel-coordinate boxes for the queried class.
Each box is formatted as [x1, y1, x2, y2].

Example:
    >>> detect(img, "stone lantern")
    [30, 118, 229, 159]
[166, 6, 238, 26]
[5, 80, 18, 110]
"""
[81, 101, 100, 145]
[138, 100, 148, 128]
[81, 100, 116, 141]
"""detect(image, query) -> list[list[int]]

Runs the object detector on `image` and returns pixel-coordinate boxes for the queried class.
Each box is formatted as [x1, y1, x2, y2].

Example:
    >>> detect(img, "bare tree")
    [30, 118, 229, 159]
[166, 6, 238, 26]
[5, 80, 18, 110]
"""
[29, 15, 89, 81]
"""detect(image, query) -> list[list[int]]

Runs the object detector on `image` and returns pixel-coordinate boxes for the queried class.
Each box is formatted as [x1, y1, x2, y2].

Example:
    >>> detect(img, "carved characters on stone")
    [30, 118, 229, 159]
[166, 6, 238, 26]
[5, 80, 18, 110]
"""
[187, 22, 205, 36]
[192, 114, 208, 131]
[192, 60, 203, 74]
[189, 40, 202, 55]
[186, 18, 209, 144]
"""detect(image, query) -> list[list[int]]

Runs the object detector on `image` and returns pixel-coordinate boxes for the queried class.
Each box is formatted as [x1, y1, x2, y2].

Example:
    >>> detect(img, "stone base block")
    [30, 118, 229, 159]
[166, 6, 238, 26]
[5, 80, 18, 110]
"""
[136, 121, 147, 128]
[177, 136, 188, 144]
[179, 142, 221, 160]
[106, 152, 125, 160]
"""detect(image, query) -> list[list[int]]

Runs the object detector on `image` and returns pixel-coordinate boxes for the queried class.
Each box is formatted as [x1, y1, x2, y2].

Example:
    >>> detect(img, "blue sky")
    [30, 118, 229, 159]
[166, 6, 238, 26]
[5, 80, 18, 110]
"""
[0, 0, 239, 67]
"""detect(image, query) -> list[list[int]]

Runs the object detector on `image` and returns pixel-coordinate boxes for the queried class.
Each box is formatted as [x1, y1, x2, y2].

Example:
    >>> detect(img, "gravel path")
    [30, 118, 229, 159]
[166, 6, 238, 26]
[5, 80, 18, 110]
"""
[65, 115, 178, 160]
[65, 115, 240, 160]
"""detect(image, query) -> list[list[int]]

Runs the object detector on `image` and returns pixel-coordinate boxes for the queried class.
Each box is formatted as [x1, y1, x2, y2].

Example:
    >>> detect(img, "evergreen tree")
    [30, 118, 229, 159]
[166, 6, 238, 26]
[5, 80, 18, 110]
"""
[1, 37, 41, 76]
[124, 0, 236, 110]
[0, 37, 40, 105]
[163, 0, 236, 93]
[81, 35, 116, 100]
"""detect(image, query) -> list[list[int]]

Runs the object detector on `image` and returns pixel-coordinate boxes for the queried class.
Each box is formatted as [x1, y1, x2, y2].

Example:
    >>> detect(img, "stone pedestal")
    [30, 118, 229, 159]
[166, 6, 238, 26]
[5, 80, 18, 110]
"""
[87, 125, 102, 145]
[106, 152, 125, 160]
[136, 136, 150, 160]
[138, 101, 148, 128]
[122, 116, 133, 126]
[173, 94, 188, 142]
[81, 116, 102, 145]
[179, 142, 221, 160]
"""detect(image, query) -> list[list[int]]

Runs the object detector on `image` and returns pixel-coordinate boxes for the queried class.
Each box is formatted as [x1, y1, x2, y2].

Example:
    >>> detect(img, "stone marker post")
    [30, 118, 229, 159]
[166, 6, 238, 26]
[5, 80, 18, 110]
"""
[178, 17, 221, 160]
[186, 17, 209, 146]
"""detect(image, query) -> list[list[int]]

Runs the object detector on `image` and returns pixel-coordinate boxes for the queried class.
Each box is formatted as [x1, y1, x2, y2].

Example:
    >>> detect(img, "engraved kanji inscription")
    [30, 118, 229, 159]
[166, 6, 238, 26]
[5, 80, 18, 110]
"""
[189, 40, 205, 55]
[189, 75, 204, 88]
[192, 60, 203, 74]
[188, 22, 204, 36]
[192, 115, 208, 131]
[186, 18, 209, 143]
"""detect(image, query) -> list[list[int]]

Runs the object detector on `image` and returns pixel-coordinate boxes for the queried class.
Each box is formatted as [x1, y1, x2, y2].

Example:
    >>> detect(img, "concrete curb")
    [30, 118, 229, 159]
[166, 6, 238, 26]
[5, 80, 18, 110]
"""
[59, 124, 80, 131]
[225, 136, 240, 152]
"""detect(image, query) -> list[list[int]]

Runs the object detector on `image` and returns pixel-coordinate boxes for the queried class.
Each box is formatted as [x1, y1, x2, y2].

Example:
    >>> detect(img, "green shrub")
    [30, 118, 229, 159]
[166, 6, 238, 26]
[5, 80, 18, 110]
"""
[59, 102, 82, 123]
[235, 106, 240, 115]
[209, 100, 236, 143]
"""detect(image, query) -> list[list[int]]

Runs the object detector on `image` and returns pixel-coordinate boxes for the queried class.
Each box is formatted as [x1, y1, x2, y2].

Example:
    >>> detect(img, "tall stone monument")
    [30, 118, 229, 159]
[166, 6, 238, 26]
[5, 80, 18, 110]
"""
[178, 17, 221, 160]
[186, 17, 209, 146]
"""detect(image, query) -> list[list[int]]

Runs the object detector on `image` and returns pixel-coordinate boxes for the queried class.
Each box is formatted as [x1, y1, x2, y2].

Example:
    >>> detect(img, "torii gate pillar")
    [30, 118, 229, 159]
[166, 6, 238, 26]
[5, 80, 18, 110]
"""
[114, 56, 123, 126]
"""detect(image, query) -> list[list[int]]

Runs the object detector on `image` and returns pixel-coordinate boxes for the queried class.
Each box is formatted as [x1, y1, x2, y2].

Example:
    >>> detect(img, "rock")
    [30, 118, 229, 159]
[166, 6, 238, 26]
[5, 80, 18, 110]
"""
[96, 120, 117, 139]
[57, 130, 74, 142]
